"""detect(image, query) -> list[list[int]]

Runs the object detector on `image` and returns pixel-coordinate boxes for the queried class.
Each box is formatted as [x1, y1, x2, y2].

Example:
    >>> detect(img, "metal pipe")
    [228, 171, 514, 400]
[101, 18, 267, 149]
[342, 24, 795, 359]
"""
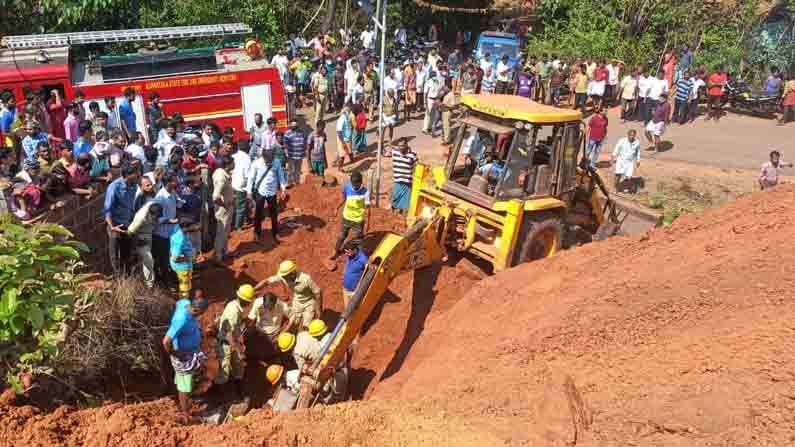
[375, 0, 387, 207]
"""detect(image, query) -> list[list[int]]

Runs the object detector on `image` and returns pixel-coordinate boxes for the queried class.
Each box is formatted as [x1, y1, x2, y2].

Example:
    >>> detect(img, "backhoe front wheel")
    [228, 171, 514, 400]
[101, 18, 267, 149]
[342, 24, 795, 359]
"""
[514, 214, 563, 266]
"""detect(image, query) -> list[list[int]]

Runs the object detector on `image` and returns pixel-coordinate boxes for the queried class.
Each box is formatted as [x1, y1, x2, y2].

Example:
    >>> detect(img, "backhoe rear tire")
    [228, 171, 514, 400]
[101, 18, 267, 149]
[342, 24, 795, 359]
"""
[513, 214, 563, 266]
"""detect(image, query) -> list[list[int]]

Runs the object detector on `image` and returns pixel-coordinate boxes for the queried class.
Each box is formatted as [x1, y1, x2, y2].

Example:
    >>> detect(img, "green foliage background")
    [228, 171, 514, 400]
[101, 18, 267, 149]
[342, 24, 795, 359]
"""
[527, 0, 793, 82]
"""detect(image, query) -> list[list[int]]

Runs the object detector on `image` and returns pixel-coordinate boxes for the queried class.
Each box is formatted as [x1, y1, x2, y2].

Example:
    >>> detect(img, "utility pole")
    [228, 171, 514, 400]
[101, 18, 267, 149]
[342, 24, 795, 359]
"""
[374, 0, 387, 207]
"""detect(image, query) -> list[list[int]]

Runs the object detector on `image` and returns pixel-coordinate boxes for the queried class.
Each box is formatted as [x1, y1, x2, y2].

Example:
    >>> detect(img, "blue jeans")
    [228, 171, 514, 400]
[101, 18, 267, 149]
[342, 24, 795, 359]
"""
[586, 139, 603, 168]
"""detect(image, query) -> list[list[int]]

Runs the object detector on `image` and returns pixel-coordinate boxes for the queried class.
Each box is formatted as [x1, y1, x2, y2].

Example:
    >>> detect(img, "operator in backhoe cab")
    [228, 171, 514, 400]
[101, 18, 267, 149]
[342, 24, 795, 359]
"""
[255, 260, 323, 331]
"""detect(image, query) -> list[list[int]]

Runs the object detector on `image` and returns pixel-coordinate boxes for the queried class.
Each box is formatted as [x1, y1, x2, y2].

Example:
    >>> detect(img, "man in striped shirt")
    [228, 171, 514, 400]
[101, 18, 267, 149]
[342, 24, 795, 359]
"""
[391, 139, 418, 213]
[284, 120, 307, 186]
[673, 71, 694, 125]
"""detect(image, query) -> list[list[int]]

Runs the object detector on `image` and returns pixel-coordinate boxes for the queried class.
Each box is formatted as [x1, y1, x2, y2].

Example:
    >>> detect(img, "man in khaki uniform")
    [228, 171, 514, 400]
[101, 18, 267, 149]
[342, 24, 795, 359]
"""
[312, 66, 330, 124]
[440, 85, 458, 147]
[292, 319, 331, 371]
[214, 284, 254, 395]
[212, 155, 234, 263]
[256, 260, 322, 331]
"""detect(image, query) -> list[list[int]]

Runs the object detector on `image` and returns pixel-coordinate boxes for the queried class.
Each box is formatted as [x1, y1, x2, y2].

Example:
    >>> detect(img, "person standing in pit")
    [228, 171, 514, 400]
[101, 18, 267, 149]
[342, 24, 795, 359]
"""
[611, 129, 641, 193]
[213, 284, 254, 398]
[331, 170, 369, 259]
[256, 260, 323, 331]
[341, 239, 368, 308]
[170, 220, 194, 299]
[162, 293, 208, 423]
[759, 150, 793, 190]
[247, 292, 290, 357]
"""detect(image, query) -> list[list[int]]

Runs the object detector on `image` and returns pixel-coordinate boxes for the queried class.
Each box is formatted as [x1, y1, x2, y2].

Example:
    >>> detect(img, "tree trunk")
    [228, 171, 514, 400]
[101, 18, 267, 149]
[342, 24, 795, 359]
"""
[322, 0, 338, 34]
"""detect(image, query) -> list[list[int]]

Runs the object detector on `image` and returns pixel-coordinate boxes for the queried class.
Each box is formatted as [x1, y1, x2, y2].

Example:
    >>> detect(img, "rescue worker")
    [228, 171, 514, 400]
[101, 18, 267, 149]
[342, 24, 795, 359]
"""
[247, 291, 290, 357]
[214, 283, 254, 397]
[265, 364, 300, 411]
[278, 320, 350, 406]
[296, 319, 330, 370]
[311, 66, 330, 124]
[255, 260, 322, 331]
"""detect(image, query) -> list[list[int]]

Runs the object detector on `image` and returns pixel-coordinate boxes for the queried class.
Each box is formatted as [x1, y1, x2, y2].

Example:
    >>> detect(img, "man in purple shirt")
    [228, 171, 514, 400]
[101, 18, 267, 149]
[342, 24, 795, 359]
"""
[63, 103, 81, 142]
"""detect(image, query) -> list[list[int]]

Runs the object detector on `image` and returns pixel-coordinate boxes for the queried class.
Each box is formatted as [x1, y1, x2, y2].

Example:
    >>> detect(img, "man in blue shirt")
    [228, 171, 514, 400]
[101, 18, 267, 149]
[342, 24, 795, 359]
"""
[162, 294, 208, 422]
[119, 87, 137, 139]
[342, 239, 369, 308]
[170, 222, 194, 299]
[73, 120, 94, 157]
[104, 164, 139, 274]
[247, 149, 287, 244]
[21, 120, 50, 167]
[0, 92, 16, 134]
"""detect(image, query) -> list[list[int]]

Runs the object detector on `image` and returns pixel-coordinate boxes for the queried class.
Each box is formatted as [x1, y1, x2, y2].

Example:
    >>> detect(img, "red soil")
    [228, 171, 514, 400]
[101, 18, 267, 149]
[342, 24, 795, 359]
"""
[3, 182, 795, 446]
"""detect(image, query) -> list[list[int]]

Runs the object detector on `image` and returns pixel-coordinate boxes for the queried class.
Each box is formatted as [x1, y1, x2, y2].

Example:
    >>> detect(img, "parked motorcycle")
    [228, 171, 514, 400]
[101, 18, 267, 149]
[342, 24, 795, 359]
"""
[724, 79, 780, 118]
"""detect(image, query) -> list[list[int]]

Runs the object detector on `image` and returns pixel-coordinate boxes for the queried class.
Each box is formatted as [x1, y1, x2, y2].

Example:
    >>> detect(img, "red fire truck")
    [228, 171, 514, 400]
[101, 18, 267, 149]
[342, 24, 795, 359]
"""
[0, 24, 286, 143]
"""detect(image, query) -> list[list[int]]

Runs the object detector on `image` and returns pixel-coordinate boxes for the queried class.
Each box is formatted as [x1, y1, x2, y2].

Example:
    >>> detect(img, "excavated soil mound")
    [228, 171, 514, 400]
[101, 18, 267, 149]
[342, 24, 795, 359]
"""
[3, 183, 795, 446]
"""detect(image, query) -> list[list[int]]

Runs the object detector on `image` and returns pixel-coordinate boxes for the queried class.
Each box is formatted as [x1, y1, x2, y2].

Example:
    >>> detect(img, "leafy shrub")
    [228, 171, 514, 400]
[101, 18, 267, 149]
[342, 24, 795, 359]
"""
[0, 215, 88, 390]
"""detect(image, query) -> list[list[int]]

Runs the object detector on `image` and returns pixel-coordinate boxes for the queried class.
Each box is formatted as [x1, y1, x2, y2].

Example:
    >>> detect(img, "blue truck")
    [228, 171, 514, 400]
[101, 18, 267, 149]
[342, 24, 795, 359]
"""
[474, 31, 522, 69]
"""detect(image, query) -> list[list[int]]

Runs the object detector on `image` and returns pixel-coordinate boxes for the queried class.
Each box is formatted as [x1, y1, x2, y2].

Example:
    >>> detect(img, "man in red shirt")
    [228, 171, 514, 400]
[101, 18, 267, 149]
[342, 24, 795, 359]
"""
[707, 65, 727, 121]
[585, 106, 609, 168]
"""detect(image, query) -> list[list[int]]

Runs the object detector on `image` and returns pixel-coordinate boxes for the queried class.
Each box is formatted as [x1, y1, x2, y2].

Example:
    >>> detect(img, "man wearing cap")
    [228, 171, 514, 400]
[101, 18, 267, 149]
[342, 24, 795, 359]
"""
[265, 363, 301, 411]
[256, 260, 322, 331]
[214, 284, 254, 396]
[163, 293, 209, 422]
[292, 319, 332, 371]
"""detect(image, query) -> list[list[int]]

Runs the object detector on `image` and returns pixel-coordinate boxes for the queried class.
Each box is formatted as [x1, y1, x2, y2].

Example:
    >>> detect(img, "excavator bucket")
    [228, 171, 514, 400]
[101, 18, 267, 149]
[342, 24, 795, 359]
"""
[579, 165, 662, 240]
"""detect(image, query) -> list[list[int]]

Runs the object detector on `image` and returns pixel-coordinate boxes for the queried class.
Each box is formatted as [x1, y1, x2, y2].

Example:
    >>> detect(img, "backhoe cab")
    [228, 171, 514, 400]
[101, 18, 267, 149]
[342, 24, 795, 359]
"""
[408, 94, 636, 271]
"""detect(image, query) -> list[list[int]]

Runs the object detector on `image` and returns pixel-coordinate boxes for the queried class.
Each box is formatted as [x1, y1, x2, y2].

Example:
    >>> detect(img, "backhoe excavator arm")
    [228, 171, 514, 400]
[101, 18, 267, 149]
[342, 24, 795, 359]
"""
[295, 213, 448, 408]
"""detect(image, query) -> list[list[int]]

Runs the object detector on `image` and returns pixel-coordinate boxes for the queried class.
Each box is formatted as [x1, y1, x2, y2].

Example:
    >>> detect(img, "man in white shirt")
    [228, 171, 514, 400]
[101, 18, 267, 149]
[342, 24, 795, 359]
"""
[637, 69, 653, 124]
[415, 62, 428, 114]
[344, 63, 361, 104]
[395, 27, 407, 46]
[271, 49, 290, 84]
[360, 28, 375, 51]
[496, 55, 512, 94]
[293, 35, 306, 49]
[231, 141, 253, 230]
[689, 73, 705, 122]
[422, 72, 443, 136]
[480, 52, 493, 73]
[606, 62, 620, 107]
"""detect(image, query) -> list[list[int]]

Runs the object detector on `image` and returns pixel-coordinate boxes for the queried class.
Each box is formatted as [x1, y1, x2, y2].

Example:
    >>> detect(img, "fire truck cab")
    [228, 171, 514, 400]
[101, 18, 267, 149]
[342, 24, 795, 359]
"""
[0, 24, 286, 143]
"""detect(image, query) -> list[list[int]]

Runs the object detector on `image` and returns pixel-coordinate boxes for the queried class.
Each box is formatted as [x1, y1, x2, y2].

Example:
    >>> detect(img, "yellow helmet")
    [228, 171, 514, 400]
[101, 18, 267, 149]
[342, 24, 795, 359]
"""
[265, 364, 284, 385]
[236, 284, 255, 302]
[308, 319, 327, 338]
[266, 364, 284, 385]
[277, 332, 296, 352]
[277, 260, 297, 277]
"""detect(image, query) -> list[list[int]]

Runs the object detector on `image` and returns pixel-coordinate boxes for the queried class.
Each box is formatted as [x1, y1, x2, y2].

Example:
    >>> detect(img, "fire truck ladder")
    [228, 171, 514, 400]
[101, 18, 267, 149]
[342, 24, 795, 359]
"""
[1, 23, 253, 50]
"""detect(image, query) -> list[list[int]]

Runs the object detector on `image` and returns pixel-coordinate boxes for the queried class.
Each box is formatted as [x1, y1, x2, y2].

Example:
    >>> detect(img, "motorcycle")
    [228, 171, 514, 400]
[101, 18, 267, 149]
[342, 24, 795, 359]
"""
[724, 79, 780, 118]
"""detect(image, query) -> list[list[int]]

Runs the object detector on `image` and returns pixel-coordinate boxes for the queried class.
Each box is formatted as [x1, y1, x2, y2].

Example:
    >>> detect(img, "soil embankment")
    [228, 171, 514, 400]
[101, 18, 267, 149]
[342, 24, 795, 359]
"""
[3, 181, 795, 446]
